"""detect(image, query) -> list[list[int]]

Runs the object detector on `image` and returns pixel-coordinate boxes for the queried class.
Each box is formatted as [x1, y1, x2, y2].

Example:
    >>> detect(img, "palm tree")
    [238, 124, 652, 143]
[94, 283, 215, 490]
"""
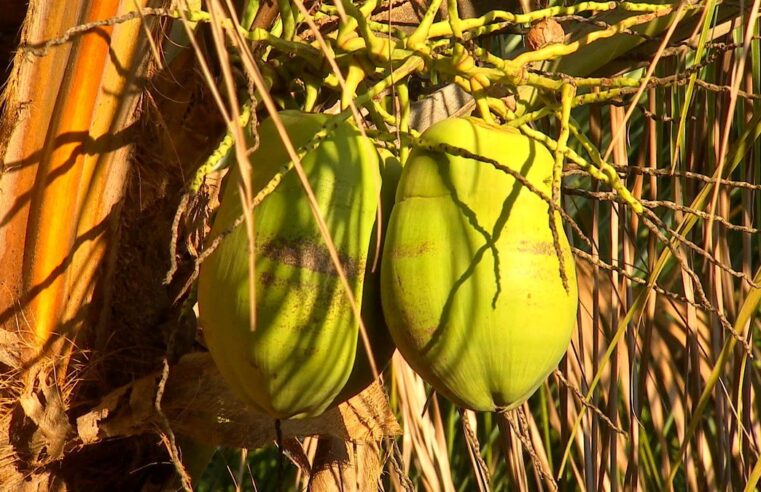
[1, 1, 759, 490]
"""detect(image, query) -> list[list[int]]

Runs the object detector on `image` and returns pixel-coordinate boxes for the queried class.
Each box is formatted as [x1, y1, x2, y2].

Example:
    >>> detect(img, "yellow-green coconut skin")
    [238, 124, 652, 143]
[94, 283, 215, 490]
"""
[380, 118, 578, 412]
[198, 111, 382, 419]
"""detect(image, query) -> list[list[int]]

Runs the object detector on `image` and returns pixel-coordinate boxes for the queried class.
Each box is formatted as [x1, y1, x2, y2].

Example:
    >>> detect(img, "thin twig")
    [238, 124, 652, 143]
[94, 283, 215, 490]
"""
[564, 188, 759, 234]
[155, 358, 193, 492]
[553, 370, 626, 435]
[460, 409, 491, 491]
[500, 409, 558, 490]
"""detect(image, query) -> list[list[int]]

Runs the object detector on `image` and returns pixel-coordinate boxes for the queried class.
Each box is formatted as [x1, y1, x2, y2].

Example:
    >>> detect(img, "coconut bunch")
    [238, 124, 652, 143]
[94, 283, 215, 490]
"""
[191, 0, 679, 420]
[198, 109, 577, 418]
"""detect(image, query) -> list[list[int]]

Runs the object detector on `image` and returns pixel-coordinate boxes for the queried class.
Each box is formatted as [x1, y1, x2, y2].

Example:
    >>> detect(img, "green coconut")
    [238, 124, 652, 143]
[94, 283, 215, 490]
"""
[329, 147, 401, 406]
[380, 117, 578, 412]
[198, 111, 391, 419]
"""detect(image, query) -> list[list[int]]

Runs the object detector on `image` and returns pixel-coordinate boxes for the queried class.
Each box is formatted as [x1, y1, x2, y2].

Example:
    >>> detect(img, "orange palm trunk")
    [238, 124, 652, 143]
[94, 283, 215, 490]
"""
[24, 0, 120, 342]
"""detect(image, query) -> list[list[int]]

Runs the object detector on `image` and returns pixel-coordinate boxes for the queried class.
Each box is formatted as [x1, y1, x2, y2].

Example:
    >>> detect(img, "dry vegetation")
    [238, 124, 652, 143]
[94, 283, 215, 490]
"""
[0, 0, 759, 490]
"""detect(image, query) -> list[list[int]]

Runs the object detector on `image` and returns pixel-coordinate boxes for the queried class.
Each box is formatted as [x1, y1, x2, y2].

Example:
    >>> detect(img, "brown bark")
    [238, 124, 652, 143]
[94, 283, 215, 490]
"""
[75, 353, 400, 450]
[0, 351, 399, 489]
[0, 0, 170, 488]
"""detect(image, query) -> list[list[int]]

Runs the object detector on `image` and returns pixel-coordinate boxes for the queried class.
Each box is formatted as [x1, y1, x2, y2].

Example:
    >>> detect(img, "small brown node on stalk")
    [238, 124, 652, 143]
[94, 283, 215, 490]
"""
[526, 18, 565, 50]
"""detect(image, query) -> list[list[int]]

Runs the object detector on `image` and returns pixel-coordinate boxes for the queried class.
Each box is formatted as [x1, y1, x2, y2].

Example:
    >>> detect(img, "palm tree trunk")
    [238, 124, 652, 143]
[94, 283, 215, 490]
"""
[0, 1, 169, 487]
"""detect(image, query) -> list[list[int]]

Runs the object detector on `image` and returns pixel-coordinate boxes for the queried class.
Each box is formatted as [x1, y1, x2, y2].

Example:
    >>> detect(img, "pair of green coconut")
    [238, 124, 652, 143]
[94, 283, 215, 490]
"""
[197, 111, 578, 419]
